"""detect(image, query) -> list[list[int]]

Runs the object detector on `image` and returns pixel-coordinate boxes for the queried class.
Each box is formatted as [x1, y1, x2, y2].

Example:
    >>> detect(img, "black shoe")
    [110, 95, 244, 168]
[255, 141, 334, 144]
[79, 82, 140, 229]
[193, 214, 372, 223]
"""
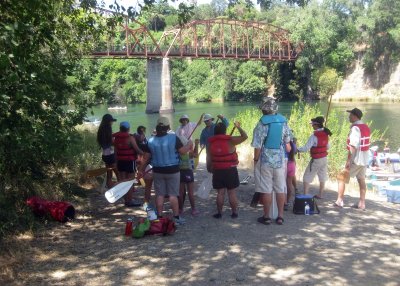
[231, 213, 238, 219]
[213, 213, 222, 219]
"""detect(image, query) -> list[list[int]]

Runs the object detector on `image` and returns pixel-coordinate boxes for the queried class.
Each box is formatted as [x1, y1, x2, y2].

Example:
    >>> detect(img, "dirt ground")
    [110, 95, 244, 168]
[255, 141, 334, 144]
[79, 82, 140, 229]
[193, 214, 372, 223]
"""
[1, 161, 400, 286]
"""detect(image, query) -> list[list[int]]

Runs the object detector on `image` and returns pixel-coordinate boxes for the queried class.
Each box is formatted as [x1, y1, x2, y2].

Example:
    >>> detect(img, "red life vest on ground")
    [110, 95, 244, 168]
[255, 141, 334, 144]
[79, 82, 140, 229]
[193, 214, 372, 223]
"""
[347, 123, 370, 151]
[310, 130, 328, 159]
[208, 134, 238, 170]
[113, 132, 136, 161]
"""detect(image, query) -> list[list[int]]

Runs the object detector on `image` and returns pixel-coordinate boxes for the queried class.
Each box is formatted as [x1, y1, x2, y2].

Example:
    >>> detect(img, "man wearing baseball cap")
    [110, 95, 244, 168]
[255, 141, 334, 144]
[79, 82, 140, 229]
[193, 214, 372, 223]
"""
[334, 108, 370, 210]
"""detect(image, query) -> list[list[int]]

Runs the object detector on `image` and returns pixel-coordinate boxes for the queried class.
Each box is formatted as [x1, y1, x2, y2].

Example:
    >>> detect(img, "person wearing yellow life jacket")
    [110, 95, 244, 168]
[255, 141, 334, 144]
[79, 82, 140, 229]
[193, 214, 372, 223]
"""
[334, 108, 371, 210]
[297, 116, 332, 199]
[113, 121, 144, 207]
[209, 121, 247, 219]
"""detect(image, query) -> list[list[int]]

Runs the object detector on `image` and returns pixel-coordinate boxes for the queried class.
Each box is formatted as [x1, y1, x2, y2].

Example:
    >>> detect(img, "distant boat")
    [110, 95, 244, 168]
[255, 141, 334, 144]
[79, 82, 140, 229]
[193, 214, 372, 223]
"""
[108, 106, 127, 111]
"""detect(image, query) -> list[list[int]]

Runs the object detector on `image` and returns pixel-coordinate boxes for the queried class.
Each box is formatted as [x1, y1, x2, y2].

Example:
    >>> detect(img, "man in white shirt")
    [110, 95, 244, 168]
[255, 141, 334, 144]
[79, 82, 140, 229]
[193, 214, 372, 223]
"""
[334, 108, 370, 210]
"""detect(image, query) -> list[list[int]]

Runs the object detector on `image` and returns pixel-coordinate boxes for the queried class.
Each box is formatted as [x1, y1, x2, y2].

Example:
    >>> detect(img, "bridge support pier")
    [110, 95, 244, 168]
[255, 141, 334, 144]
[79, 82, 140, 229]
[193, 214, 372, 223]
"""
[146, 58, 174, 114]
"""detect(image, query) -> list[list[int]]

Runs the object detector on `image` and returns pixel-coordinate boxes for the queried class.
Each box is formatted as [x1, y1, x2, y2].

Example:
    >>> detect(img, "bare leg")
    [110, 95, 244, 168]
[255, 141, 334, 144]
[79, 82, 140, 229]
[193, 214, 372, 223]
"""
[227, 188, 238, 215]
[318, 181, 325, 198]
[260, 193, 272, 218]
[276, 193, 286, 219]
[292, 176, 297, 190]
[216, 189, 225, 214]
[187, 182, 196, 210]
[335, 181, 346, 206]
[286, 176, 294, 204]
[357, 177, 366, 209]
[156, 195, 165, 216]
[169, 196, 180, 216]
[303, 182, 310, 194]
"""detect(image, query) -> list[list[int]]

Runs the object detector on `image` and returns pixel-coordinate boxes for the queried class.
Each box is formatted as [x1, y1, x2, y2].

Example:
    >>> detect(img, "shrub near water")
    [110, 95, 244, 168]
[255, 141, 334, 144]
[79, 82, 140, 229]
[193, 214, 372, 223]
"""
[233, 103, 383, 177]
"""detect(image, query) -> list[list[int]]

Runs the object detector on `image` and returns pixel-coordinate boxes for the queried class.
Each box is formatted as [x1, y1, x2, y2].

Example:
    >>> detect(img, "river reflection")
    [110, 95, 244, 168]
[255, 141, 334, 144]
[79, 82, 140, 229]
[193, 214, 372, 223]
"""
[87, 101, 400, 150]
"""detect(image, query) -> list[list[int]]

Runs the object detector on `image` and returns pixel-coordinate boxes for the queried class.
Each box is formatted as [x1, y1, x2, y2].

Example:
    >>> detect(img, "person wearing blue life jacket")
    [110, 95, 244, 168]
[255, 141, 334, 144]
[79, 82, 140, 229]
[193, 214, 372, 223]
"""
[138, 117, 193, 225]
[251, 97, 291, 226]
[200, 113, 229, 173]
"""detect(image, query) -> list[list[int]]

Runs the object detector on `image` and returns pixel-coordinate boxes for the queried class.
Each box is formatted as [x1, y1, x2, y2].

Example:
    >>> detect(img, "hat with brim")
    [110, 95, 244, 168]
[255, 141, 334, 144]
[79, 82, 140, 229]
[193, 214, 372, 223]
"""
[103, 114, 116, 122]
[203, 114, 214, 122]
[179, 114, 190, 123]
[346, 108, 363, 119]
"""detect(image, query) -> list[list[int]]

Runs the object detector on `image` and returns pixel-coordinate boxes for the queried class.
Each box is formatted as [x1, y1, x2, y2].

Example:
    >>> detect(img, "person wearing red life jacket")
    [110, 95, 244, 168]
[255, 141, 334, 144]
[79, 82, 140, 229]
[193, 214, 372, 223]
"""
[297, 116, 332, 199]
[113, 121, 144, 207]
[334, 108, 370, 210]
[209, 121, 247, 219]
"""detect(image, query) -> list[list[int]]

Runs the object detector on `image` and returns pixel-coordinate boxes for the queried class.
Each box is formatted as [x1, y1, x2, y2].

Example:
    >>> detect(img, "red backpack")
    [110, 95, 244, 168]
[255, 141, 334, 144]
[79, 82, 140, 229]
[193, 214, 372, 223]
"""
[145, 217, 176, 236]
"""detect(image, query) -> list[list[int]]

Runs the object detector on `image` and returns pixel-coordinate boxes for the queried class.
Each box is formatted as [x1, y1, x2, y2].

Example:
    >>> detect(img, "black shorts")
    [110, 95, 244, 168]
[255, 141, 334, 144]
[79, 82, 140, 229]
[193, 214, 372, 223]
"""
[212, 167, 240, 190]
[102, 154, 116, 166]
[117, 160, 135, 173]
[180, 169, 194, 183]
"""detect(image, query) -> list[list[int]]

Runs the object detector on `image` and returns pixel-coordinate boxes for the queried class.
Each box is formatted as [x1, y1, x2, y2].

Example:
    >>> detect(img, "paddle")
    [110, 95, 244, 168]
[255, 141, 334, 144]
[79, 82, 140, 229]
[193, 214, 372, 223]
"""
[85, 167, 112, 178]
[187, 113, 205, 140]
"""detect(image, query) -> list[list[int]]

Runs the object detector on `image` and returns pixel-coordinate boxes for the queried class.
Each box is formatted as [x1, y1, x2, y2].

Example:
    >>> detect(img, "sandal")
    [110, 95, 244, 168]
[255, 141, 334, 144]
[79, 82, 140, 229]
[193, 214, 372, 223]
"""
[257, 216, 272, 225]
[332, 202, 343, 208]
[275, 216, 284, 225]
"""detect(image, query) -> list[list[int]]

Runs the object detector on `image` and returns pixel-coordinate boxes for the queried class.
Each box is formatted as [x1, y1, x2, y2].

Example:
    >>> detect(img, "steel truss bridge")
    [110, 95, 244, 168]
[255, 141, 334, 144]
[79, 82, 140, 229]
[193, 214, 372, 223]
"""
[92, 10, 301, 61]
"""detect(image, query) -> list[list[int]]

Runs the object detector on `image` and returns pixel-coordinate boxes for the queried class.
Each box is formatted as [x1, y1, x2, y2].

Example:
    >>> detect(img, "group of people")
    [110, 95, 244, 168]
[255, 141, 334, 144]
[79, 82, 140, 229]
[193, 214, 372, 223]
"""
[96, 97, 372, 226]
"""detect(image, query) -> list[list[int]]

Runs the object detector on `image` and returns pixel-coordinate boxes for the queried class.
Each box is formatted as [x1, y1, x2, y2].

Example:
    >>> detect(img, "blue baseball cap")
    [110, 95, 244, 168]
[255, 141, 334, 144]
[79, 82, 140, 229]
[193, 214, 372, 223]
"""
[120, 121, 130, 129]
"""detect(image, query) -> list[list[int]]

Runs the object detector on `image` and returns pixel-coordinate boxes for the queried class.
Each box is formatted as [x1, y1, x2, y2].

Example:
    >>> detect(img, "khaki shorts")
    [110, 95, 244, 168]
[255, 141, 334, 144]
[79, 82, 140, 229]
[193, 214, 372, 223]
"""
[254, 161, 286, 194]
[349, 163, 366, 181]
[303, 157, 328, 184]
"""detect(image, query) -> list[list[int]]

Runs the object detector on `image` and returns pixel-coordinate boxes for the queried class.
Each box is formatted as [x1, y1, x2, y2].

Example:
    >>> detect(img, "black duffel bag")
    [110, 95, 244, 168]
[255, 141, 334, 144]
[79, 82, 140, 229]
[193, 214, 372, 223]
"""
[293, 194, 320, 215]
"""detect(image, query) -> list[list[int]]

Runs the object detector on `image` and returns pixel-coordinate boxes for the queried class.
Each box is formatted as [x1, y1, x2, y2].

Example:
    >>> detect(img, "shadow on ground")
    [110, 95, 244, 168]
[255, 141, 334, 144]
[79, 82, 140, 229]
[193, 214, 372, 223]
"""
[6, 164, 400, 286]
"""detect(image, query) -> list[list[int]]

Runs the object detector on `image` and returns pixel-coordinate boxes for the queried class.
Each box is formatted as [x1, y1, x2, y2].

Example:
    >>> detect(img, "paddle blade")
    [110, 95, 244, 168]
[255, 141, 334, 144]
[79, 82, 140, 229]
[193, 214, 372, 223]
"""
[105, 179, 136, 203]
[86, 167, 108, 178]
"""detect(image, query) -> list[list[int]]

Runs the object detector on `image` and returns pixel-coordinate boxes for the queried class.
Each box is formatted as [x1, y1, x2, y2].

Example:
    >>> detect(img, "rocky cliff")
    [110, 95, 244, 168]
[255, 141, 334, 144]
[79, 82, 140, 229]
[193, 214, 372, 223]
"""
[332, 60, 400, 102]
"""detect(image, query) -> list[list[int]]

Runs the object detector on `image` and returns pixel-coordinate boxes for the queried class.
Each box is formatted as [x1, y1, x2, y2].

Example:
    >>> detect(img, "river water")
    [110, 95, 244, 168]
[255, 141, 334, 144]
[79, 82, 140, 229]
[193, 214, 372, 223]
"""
[87, 101, 400, 151]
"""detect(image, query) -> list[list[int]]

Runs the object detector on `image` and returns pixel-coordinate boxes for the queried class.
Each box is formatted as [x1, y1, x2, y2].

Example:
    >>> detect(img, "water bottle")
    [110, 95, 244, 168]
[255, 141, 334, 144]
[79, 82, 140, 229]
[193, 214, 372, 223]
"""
[146, 207, 157, 221]
[304, 202, 310, 215]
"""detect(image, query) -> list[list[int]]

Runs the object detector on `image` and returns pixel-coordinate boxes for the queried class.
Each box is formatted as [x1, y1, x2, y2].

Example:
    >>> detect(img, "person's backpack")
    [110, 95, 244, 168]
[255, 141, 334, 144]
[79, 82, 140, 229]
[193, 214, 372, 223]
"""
[293, 194, 320, 215]
[145, 217, 176, 236]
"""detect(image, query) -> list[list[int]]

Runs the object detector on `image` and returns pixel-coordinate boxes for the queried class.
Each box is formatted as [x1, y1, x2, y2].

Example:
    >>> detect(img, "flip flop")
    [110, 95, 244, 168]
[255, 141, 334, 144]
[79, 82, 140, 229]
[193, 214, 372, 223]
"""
[314, 195, 323, 199]
[332, 202, 343, 208]
[351, 204, 366, 211]
[240, 175, 251, 185]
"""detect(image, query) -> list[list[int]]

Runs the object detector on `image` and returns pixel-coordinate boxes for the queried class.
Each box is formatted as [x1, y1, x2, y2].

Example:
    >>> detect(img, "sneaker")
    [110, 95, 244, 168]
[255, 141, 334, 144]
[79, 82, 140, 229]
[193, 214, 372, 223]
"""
[173, 216, 186, 225]
[213, 213, 222, 219]
[191, 209, 200, 216]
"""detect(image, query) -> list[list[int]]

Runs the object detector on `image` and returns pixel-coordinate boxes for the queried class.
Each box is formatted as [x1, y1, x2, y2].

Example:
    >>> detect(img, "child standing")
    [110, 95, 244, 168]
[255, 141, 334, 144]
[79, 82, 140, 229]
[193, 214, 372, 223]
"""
[178, 137, 200, 216]
[285, 138, 297, 210]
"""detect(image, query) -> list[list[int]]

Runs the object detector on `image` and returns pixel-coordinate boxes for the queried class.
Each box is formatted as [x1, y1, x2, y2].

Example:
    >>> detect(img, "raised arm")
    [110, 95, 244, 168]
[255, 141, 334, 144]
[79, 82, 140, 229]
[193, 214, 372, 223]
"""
[230, 121, 248, 145]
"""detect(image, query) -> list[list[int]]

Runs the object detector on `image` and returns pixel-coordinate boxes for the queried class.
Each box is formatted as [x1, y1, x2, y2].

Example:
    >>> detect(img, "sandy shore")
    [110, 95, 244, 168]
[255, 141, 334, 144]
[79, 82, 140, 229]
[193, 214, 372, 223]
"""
[1, 158, 399, 286]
